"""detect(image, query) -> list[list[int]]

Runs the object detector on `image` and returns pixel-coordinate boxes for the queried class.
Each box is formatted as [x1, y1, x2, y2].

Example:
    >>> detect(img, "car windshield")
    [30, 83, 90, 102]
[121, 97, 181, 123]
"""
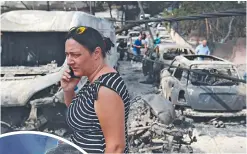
[1, 32, 66, 67]
[163, 48, 193, 60]
[130, 33, 140, 37]
[188, 67, 239, 86]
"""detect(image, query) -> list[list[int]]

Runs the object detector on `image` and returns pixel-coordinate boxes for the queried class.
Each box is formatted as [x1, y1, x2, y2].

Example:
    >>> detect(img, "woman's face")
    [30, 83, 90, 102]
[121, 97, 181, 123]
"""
[65, 39, 96, 77]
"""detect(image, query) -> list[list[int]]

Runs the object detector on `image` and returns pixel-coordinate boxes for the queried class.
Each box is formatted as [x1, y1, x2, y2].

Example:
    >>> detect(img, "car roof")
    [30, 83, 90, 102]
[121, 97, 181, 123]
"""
[128, 31, 140, 34]
[159, 43, 195, 51]
[173, 55, 234, 68]
[117, 36, 129, 39]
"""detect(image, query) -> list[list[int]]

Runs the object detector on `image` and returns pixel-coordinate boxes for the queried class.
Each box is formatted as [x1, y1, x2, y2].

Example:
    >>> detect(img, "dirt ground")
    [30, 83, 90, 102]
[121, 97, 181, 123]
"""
[118, 60, 247, 154]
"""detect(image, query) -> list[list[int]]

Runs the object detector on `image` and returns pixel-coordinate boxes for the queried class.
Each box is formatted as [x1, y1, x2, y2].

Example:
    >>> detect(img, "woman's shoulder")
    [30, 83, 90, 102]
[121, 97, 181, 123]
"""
[98, 72, 122, 84]
[93, 71, 128, 100]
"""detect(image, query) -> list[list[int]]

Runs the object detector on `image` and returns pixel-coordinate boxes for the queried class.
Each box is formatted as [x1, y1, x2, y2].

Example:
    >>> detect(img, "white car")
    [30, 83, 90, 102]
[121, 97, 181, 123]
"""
[128, 31, 140, 45]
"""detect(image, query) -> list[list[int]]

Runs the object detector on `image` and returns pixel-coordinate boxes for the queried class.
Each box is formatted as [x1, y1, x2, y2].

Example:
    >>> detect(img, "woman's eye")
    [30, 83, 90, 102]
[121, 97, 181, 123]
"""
[72, 54, 80, 58]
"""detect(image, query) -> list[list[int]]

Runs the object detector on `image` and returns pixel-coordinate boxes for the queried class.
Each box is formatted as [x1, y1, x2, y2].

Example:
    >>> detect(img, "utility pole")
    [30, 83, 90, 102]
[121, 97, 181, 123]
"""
[89, 1, 92, 14]
[46, 1, 50, 11]
[137, 1, 154, 41]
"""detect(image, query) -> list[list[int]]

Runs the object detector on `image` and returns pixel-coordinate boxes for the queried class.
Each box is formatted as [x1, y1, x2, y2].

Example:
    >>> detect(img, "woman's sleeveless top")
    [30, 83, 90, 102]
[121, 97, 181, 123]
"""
[66, 72, 130, 153]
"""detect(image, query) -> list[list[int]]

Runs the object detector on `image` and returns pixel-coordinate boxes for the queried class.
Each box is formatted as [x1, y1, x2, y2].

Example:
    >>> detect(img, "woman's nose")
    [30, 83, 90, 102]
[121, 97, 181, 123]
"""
[67, 55, 75, 65]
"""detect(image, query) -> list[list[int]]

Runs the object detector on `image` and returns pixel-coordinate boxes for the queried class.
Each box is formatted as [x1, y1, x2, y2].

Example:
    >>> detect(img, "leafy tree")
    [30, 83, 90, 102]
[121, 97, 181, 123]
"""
[163, 1, 246, 43]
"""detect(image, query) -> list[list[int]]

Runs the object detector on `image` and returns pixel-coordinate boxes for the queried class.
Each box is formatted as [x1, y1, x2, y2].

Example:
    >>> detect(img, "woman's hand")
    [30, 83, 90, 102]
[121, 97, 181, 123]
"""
[61, 69, 81, 107]
[60, 69, 80, 92]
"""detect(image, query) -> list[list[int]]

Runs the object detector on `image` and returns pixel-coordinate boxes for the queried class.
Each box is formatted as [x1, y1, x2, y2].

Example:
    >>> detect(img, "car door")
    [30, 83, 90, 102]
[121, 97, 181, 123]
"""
[170, 65, 185, 105]
[160, 60, 177, 100]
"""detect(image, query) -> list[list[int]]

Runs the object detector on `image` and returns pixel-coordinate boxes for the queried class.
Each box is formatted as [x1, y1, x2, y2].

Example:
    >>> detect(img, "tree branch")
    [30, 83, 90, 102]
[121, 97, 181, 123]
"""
[222, 17, 235, 43]
[20, 1, 30, 10]
[107, 2, 113, 18]
[73, 2, 78, 11]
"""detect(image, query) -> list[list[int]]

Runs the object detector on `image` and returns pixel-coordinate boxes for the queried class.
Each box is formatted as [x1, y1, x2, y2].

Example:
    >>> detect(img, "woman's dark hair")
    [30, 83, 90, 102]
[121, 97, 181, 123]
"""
[66, 26, 115, 58]
[142, 33, 146, 40]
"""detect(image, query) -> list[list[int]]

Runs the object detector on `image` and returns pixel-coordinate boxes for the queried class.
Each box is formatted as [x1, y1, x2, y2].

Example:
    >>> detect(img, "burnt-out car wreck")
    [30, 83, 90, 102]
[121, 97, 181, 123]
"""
[160, 55, 246, 119]
[142, 43, 195, 85]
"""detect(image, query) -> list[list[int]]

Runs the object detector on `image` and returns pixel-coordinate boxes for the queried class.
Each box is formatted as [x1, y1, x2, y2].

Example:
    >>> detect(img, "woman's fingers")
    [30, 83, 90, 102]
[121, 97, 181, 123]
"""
[62, 70, 72, 82]
[62, 75, 70, 82]
[63, 70, 71, 79]
[65, 69, 71, 74]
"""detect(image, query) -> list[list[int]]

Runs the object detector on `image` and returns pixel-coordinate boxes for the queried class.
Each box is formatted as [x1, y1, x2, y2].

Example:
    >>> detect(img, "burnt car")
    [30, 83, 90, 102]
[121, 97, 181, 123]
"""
[160, 55, 246, 118]
[142, 43, 195, 84]
[1, 10, 119, 133]
[159, 44, 195, 65]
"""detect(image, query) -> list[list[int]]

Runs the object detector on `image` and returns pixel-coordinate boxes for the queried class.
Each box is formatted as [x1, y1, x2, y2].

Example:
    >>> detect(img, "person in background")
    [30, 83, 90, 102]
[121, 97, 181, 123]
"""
[141, 33, 147, 45]
[154, 33, 161, 46]
[141, 33, 148, 55]
[145, 34, 153, 49]
[117, 39, 127, 61]
[132, 34, 143, 62]
[153, 33, 161, 56]
[195, 39, 211, 60]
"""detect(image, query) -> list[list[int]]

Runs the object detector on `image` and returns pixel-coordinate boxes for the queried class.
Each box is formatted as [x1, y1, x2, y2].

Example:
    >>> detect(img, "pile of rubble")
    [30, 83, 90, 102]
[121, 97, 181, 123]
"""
[128, 94, 197, 153]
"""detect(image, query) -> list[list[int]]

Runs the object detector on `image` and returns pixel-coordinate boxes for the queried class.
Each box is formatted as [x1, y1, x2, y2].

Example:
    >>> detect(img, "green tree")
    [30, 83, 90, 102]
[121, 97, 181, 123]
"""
[163, 1, 246, 43]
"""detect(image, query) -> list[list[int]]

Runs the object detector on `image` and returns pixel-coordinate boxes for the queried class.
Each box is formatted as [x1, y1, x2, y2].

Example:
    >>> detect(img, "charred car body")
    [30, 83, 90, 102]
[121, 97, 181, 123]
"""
[142, 43, 195, 84]
[160, 55, 246, 118]
[1, 10, 119, 133]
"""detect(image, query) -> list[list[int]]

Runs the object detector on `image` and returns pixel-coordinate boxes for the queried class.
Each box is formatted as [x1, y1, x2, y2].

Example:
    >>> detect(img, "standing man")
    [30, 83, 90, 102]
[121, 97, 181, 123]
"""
[145, 34, 153, 49]
[132, 34, 142, 61]
[141, 33, 148, 55]
[195, 39, 211, 60]
[153, 33, 161, 55]
[117, 39, 127, 61]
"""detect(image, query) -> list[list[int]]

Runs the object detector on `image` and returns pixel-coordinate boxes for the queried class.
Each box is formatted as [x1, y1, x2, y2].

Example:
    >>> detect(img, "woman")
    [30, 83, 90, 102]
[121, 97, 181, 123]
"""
[60, 26, 130, 153]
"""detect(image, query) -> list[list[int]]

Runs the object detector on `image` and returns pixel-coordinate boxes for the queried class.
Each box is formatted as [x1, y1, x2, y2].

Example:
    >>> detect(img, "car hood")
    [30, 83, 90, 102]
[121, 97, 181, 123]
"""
[1, 66, 64, 107]
[187, 85, 245, 111]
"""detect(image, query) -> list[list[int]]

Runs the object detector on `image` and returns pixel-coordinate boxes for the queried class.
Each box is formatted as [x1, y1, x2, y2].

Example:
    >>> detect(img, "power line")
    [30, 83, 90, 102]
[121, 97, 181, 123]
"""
[112, 9, 246, 24]
[115, 8, 246, 34]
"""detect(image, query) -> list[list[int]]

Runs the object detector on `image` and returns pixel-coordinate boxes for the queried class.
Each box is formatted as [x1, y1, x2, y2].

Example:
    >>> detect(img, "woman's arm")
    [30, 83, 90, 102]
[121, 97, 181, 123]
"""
[64, 90, 75, 107]
[94, 86, 126, 153]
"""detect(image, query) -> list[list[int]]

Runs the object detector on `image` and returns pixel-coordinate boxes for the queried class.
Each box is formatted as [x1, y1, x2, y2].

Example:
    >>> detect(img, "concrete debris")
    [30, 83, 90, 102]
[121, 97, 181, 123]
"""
[54, 129, 67, 137]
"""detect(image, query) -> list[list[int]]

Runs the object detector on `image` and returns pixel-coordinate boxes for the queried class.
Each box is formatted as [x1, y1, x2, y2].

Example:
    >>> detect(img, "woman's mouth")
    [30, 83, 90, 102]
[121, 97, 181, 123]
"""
[71, 67, 77, 71]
